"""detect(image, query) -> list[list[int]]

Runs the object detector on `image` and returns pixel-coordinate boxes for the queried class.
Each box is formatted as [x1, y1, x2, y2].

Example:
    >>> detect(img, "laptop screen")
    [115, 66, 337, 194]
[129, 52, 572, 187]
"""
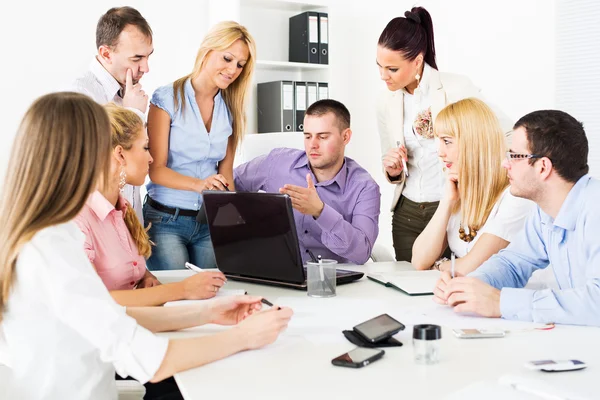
[202, 191, 306, 284]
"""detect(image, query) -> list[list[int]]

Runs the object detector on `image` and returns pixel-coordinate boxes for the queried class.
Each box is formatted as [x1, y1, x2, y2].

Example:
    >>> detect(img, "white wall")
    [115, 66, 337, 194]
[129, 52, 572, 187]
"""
[0, 0, 556, 256]
[328, 0, 556, 254]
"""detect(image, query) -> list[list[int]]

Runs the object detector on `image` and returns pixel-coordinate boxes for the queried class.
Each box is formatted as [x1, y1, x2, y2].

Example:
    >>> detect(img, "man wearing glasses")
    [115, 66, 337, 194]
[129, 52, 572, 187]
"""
[433, 109, 600, 326]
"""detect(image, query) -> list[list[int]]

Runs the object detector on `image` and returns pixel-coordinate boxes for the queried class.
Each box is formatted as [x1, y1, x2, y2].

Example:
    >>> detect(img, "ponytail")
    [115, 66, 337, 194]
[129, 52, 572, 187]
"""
[378, 6, 438, 70]
[123, 206, 152, 258]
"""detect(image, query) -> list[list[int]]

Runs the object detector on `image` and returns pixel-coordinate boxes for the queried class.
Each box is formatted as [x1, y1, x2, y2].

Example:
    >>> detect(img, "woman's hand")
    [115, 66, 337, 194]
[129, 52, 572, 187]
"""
[136, 270, 161, 288]
[180, 271, 228, 300]
[207, 295, 264, 325]
[443, 172, 460, 206]
[196, 174, 229, 192]
[233, 307, 294, 350]
[383, 146, 408, 178]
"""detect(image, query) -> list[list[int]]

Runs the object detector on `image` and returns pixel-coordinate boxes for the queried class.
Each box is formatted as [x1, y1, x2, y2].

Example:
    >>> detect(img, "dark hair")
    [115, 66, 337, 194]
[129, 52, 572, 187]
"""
[378, 7, 437, 70]
[306, 99, 351, 131]
[96, 6, 152, 49]
[514, 110, 589, 183]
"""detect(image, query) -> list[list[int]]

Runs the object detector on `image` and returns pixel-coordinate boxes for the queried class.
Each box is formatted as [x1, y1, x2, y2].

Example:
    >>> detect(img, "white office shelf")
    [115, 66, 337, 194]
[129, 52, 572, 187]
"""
[256, 60, 329, 71]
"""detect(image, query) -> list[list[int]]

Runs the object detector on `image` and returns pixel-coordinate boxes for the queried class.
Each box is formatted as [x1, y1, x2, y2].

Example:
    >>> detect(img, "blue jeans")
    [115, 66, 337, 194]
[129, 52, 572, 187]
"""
[143, 201, 217, 271]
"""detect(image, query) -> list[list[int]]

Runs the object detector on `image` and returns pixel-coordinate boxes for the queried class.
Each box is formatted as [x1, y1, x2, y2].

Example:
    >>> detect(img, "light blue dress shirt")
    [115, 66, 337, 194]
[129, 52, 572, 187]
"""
[147, 79, 232, 210]
[470, 175, 600, 326]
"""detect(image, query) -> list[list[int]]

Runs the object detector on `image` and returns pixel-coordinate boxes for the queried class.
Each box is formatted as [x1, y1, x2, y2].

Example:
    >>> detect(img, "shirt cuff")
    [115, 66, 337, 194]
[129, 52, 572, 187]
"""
[314, 203, 342, 231]
[500, 287, 535, 321]
[113, 324, 169, 384]
[126, 107, 147, 123]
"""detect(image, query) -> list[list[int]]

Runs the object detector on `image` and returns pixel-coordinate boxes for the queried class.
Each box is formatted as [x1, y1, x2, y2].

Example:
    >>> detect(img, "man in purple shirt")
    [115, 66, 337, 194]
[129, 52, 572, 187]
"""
[234, 99, 381, 264]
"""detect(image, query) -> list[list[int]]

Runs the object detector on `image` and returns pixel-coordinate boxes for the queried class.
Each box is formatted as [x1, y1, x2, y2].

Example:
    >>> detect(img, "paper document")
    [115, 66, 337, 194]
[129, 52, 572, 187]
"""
[164, 289, 247, 307]
[368, 270, 440, 295]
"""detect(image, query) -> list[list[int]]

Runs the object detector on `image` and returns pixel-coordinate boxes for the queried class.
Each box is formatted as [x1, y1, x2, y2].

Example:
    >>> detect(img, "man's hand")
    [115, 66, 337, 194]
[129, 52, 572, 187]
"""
[122, 68, 148, 113]
[445, 277, 502, 317]
[279, 174, 324, 218]
[432, 271, 453, 305]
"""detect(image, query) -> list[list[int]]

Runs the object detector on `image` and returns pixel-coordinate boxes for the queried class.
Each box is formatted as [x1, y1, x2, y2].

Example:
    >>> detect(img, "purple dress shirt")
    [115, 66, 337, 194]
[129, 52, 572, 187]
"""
[234, 148, 380, 264]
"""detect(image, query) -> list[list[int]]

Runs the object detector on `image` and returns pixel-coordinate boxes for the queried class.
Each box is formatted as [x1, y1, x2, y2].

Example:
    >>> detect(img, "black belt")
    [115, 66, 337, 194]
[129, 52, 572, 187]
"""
[146, 196, 199, 217]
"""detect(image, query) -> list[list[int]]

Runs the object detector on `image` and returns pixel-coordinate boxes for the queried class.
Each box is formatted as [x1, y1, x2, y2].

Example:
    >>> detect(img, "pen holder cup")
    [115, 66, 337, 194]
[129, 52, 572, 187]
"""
[306, 259, 337, 298]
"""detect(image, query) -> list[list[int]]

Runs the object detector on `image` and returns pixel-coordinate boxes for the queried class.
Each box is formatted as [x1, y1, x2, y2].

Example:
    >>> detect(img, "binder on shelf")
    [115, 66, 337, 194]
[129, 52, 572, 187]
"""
[317, 82, 329, 100]
[307, 82, 318, 108]
[289, 11, 319, 64]
[318, 13, 328, 64]
[294, 81, 307, 131]
[257, 80, 295, 134]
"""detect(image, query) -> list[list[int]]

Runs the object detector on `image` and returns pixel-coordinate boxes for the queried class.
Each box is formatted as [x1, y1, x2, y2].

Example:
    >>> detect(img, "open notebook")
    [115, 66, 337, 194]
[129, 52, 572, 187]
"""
[367, 270, 440, 296]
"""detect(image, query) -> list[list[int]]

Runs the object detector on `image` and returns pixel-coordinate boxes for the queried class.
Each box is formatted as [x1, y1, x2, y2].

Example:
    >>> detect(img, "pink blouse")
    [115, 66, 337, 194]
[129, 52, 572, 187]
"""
[74, 191, 147, 290]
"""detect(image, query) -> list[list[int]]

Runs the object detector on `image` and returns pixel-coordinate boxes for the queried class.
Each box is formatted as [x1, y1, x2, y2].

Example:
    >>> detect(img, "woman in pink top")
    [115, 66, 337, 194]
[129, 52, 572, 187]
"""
[75, 104, 227, 306]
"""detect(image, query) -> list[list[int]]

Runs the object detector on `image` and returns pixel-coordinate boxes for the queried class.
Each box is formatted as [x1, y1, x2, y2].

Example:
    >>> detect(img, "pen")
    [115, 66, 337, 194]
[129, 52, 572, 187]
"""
[184, 261, 203, 273]
[451, 252, 455, 279]
[261, 298, 281, 310]
[184, 262, 227, 283]
[396, 140, 409, 178]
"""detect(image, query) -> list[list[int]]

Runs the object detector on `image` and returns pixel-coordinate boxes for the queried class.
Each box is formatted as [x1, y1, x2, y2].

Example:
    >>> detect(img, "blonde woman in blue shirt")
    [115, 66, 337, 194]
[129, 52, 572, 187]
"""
[145, 21, 256, 270]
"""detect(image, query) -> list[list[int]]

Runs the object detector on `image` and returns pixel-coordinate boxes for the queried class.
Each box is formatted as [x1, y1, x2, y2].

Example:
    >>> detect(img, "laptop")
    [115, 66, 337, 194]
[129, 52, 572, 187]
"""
[202, 191, 364, 289]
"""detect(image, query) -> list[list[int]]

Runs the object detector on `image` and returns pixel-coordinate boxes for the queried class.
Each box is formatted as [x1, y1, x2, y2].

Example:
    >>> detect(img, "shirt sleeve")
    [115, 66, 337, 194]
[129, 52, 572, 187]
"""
[481, 190, 535, 243]
[73, 215, 96, 263]
[41, 229, 168, 383]
[471, 208, 600, 326]
[234, 153, 271, 192]
[150, 86, 175, 120]
[315, 182, 381, 264]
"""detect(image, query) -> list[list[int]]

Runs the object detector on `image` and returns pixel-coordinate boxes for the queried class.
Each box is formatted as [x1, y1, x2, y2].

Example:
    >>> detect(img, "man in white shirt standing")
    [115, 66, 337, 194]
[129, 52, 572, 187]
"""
[73, 6, 154, 222]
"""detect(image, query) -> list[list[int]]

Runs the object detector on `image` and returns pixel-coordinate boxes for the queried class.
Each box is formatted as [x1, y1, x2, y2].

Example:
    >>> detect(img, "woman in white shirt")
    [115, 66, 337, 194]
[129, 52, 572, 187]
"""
[0, 92, 293, 400]
[376, 7, 513, 261]
[412, 98, 533, 276]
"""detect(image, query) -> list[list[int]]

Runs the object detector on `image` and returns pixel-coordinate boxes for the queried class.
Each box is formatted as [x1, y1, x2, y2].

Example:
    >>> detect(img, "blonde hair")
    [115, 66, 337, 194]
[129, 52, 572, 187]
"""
[434, 98, 509, 231]
[172, 21, 256, 149]
[104, 104, 152, 258]
[0, 92, 111, 316]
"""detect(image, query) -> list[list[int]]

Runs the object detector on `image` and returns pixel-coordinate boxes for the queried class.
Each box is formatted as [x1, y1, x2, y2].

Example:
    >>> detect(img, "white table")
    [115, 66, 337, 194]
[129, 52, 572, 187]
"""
[154, 262, 599, 400]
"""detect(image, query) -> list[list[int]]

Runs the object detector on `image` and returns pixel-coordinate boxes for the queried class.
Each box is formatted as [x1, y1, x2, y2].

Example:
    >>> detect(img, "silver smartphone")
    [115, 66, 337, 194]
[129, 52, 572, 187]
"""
[453, 328, 505, 339]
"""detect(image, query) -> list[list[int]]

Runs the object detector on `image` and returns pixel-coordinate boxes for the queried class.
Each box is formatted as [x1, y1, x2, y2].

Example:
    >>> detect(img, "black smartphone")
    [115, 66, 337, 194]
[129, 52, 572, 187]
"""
[332, 347, 385, 368]
[353, 314, 405, 343]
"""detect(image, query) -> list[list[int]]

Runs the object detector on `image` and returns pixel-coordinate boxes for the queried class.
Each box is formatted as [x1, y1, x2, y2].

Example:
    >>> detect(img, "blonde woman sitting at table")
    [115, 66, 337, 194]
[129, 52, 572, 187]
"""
[412, 98, 533, 276]
[74, 104, 227, 306]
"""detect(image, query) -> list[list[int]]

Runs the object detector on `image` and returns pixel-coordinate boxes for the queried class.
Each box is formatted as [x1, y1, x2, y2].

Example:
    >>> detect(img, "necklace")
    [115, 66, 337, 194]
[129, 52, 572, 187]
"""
[458, 223, 478, 243]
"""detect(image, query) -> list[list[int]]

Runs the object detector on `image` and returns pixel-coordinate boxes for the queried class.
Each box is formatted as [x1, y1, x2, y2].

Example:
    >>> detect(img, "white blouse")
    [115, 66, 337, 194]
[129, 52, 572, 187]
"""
[401, 63, 445, 203]
[1, 222, 168, 400]
[447, 188, 534, 257]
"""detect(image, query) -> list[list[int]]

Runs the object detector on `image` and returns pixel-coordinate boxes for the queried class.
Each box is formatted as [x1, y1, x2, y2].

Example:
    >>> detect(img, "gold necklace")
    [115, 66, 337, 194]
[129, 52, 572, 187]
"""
[458, 223, 478, 243]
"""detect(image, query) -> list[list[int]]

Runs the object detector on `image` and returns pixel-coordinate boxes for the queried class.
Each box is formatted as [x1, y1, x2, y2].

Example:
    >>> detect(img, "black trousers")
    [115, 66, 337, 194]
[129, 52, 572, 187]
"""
[392, 195, 450, 262]
[115, 374, 183, 400]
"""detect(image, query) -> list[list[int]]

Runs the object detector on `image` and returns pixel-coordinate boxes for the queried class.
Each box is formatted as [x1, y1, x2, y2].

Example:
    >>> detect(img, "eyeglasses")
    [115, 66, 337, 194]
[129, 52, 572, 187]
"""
[505, 151, 543, 164]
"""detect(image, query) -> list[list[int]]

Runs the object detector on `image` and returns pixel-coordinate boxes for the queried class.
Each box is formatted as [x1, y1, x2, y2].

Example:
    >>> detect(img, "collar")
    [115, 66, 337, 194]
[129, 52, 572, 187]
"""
[87, 190, 128, 222]
[89, 57, 122, 100]
[549, 175, 591, 231]
[185, 78, 222, 103]
[292, 153, 348, 191]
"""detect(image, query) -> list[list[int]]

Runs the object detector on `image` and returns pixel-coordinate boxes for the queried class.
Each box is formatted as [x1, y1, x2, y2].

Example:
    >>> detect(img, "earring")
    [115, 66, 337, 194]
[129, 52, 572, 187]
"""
[119, 167, 127, 193]
[415, 73, 421, 81]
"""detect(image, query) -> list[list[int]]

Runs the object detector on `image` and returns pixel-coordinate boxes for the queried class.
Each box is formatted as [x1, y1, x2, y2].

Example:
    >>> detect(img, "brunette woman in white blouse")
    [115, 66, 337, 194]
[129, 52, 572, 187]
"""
[411, 98, 533, 275]
[0, 92, 292, 400]
[376, 7, 512, 261]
